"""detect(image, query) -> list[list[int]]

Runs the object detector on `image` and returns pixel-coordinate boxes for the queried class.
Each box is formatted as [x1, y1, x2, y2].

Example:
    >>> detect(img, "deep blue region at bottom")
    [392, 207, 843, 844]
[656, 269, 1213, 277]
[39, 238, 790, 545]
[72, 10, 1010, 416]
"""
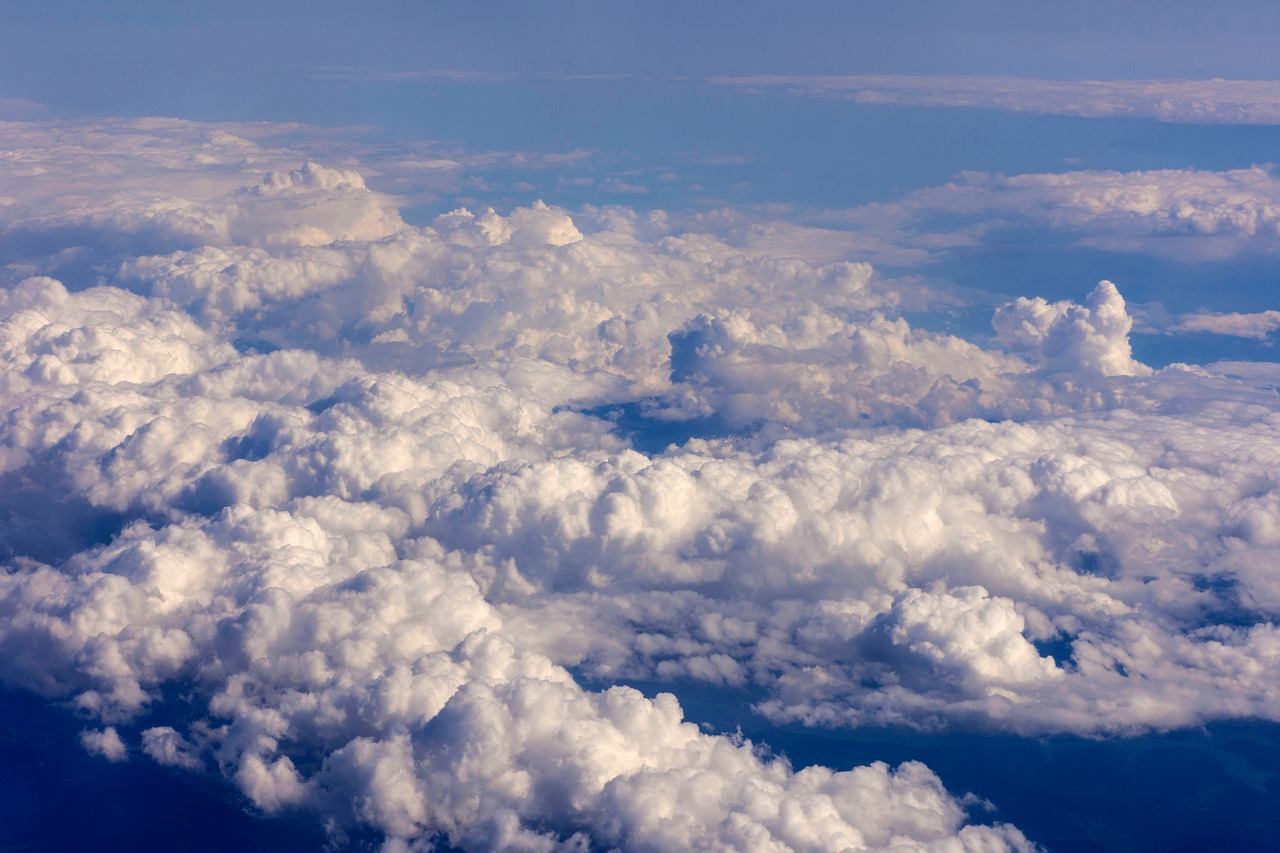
[4, 682, 1279, 853]
[601, 677, 1280, 853]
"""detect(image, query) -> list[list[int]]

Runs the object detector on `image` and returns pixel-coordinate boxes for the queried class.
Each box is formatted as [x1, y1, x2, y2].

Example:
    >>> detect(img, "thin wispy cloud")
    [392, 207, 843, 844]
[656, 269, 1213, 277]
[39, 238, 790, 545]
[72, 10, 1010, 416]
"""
[1172, 309, 1280, 339]
[312, 69, 1280, 126]
[709, 75, 1280, 125]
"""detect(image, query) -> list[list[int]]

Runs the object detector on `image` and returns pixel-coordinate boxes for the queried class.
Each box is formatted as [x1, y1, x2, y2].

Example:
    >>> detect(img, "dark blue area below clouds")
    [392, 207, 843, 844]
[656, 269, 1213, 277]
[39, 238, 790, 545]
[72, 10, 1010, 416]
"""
[0, 689, 331, 853]
[576, 401, 755, 454]
[13, 676, 1280, 852]
[0, 464, 129, 565]
[603, 678, 1280, 853]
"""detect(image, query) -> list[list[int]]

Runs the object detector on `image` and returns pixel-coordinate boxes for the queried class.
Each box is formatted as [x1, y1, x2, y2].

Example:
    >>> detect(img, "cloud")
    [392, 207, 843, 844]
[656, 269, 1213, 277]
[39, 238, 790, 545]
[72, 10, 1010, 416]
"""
[142, 726, 203, 770]
[0, 263, 1030, 845]
[1171, 309, 1280, 339]
[434, 373, 1280, 736]
[81, 727, 128, 762]
[5, 115, 1280, 848]
[304, 71, 1280, 127]
[709, 75, 1280, 125]
[0, 119, 406, 301]
[992, 281, 1152, 377]
[815, 165, 1280, 264]
[0, 98, 47, 119]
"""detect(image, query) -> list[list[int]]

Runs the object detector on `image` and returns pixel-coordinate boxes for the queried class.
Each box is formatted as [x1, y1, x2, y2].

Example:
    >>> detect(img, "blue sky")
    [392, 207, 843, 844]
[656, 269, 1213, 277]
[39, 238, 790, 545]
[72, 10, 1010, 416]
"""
[8, 0, 1280, 85]
[5, 4, 1280, 852]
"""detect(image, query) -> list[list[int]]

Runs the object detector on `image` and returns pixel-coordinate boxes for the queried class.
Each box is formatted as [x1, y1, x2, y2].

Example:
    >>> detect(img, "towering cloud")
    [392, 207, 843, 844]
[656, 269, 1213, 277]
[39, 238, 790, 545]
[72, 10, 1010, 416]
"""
[992, 280, 1152, 378]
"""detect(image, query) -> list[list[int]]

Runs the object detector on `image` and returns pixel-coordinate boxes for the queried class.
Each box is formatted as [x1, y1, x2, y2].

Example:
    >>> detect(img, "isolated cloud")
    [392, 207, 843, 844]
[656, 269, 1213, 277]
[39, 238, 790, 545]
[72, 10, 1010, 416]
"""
[81, 727, 128, 762]
[709, 75, 1280, 125]
[1171, 309, 1280, 339]
[4, 115, 1280, 849]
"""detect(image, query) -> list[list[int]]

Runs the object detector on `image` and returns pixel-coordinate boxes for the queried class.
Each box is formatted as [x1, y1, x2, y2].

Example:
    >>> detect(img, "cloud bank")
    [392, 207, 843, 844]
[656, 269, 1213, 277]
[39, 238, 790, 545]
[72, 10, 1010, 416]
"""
[709, 75, 1280, 125]
[1172, 309, 1280, 340]
[4, 117, 1280, 850]
[312, 71, 1280, 127]
[808, 165, 1280, 266]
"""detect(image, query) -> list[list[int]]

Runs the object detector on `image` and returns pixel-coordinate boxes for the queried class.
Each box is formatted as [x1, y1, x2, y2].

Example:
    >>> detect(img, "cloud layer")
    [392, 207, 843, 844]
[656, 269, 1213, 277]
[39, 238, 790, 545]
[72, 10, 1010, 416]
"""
[710, 75, 1280, 125]
[4, 116, 1280, 850]
[810, 165, 1280, 267]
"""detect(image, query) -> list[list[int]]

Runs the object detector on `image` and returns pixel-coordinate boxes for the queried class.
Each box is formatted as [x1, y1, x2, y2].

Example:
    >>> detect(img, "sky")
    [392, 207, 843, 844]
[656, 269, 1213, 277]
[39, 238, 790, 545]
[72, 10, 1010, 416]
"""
[4, 3, 1280, 851]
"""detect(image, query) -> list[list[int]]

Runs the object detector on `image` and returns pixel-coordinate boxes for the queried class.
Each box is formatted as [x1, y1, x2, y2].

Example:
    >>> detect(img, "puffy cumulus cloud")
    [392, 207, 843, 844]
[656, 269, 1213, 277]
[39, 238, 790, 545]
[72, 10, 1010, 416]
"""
[708, 75, 1280, 125]
[667, 308, 1023, 429]
[0, 389, 1029, 849]
[995, 167, 1280, 258]
[121, 199, 903, 392]
[119, 244, 360, 323]
[115, 205, 1146, 433]
[0, 276, 237, 394]
[6, 114, 1280, 849]
[0, 279, 1028, 848]
[992, 281, 1152, 379]
[0, 281, 621, 525]
[0, 119, 403, 275]
[142, 726, 204, 770]
[227, 161, 404, 248]
[428, 388, 1280, 735]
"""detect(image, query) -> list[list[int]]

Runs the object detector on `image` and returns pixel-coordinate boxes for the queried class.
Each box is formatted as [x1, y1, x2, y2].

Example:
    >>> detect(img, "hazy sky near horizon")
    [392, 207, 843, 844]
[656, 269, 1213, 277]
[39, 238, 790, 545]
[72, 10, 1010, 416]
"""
[9, 0, 1280, 131]
[6, 4, 1280, 852]
[8, 0, 1280, 85]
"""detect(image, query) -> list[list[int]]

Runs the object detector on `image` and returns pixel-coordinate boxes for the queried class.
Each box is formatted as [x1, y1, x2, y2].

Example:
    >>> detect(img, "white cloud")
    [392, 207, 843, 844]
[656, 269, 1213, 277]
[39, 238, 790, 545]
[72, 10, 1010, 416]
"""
[0, 119, 401, 252]
[307, 72, 1280, 126]
[993, 281, 1152, 378]
[1171, 309, 1280, 339]
[709, 75, 1280, 125]
[80, 727, 128, 762]
[5, 115, 1280, 849]
[813, 165, 1280, 264]
[437, 383, 1280, 736]
[142, 726, 203, 770]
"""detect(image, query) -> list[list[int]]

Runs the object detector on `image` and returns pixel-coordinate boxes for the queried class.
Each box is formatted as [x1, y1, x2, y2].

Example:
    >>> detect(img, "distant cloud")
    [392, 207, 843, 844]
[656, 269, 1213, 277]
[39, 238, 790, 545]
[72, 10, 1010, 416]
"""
[600, 177, 650, 194]
[311, 67, 522, 83]
[817, 165, 1280, 263]
[310, 68, 677, 85]
[0, 98, 46, 119]
[1172, 309, 1280, 339]
[319, 70, 1280, 126]
[709, 75, 1280, 125]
